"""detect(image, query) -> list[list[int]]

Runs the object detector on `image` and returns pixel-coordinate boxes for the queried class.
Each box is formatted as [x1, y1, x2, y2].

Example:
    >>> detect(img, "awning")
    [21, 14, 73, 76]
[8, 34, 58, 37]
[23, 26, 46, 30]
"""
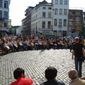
[45, 35, 55, 37]
[0, 30, 7, 32]
[0, 30, 11, 34]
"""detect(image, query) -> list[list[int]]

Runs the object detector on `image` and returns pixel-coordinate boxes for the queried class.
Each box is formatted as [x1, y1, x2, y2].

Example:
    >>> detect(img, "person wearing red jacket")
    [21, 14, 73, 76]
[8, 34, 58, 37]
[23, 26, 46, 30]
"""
[10, 68, 34, 85]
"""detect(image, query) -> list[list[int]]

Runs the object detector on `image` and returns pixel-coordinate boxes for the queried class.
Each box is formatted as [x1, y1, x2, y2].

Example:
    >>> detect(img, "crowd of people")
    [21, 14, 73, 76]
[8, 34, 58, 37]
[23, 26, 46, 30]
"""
[0, 34, 84, 54]
[10, 67, 85, 85]
[0, 34, 85, 85]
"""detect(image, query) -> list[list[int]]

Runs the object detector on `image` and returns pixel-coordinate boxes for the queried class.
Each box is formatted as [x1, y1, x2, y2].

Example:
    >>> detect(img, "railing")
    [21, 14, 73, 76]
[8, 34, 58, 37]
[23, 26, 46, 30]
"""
[0, 18, 4, 21]
[58, 25, 62, 28]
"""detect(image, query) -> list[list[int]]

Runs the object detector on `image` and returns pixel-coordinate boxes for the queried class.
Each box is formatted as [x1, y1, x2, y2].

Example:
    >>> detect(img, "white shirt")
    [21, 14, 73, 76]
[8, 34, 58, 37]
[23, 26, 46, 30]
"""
[8, 42, 12, 46]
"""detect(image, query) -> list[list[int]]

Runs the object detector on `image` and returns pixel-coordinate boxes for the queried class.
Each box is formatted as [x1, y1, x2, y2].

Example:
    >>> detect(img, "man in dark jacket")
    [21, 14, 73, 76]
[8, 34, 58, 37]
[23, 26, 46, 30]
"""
[40, 66, 65, 85]
[72, 37, 85, 77]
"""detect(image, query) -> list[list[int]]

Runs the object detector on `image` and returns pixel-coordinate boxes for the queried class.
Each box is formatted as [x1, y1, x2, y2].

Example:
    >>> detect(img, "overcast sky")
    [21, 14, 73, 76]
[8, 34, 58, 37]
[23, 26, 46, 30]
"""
[9, 0, 85, 26]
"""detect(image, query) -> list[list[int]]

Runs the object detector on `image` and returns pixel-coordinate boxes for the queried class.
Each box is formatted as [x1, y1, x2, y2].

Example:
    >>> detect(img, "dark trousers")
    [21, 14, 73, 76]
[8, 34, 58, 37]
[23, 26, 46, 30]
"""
[75, 57, 82, 77]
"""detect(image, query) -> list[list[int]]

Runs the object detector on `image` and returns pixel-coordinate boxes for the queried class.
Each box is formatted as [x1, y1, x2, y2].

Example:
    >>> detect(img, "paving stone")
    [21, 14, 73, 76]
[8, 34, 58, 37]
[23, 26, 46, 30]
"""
[0, 49, 85, 85]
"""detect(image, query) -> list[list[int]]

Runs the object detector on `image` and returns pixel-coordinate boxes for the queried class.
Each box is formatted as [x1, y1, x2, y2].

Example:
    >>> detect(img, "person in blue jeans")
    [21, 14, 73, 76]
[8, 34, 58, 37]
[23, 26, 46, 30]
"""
[72, 37, 85, 77]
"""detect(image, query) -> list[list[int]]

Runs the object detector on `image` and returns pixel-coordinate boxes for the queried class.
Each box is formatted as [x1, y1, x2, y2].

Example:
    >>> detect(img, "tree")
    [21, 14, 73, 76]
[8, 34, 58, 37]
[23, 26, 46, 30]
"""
[9, 28, 14, 34]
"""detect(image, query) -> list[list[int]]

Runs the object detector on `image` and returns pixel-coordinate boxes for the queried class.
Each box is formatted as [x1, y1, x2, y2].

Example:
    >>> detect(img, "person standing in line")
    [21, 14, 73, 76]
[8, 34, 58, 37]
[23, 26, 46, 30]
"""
[68, 69, 85, 85]
[72, 37, 85, 77]
[10, 68, 34, 85]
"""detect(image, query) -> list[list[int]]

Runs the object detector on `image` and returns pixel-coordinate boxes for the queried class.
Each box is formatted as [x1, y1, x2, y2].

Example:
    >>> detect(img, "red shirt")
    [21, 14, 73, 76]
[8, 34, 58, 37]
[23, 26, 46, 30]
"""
[10, 77, 33, 85]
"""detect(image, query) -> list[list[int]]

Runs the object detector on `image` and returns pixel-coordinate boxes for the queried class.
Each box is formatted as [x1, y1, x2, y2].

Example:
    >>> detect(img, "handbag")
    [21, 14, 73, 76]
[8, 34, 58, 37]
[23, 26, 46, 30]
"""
[77, 56, 85, 61]
[81, 56, 85, 61]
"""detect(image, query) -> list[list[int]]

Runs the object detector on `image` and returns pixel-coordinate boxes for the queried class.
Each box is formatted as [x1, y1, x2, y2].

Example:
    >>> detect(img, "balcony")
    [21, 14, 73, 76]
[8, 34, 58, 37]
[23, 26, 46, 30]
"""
[68, 14, 81, 17]
[68, 19, 73, 21]
[58, 25, 62, 28]
[0, 18, 9, 22]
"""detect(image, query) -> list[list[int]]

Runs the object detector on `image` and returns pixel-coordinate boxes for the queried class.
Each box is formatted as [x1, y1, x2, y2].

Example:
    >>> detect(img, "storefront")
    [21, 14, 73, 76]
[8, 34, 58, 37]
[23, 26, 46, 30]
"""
[0, 30, 11, 38]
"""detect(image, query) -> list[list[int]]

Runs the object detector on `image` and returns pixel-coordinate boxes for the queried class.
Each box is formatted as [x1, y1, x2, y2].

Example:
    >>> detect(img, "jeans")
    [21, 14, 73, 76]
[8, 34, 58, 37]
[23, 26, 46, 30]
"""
[27, 45, 33, 50]
[75, 57, 82, 77]
[18, 45, 26, 50]
[34, 45, 38, 50]
[9, 46, 14, 51]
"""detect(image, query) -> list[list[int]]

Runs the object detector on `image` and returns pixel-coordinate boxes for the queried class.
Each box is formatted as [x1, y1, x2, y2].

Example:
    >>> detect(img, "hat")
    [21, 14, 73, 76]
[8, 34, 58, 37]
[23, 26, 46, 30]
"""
[75, 37, 79, 41]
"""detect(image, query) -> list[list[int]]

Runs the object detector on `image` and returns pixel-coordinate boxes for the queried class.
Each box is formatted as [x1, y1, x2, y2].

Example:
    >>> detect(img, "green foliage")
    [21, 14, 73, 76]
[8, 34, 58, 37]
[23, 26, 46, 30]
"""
[9, 28, 16, 35]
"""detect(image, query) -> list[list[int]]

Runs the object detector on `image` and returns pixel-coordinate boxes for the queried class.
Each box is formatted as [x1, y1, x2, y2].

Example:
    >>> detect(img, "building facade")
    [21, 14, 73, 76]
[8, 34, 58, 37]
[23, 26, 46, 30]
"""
[22, 0, 69, 36]
[16, 26, 23, 36]
[22, 6, 34, 36]
[83, 12, 85, 27]
[0, 0, 10, 32]
[83, 12, 85, 37]
[31, 0, 53, 35]
[68, 9, 83, 35]
[52, 0, 69, 36]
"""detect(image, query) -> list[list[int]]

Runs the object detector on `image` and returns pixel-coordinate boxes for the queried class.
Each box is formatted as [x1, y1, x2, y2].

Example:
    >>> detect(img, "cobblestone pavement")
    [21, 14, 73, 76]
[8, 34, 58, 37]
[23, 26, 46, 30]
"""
[0, 49, 85, 85]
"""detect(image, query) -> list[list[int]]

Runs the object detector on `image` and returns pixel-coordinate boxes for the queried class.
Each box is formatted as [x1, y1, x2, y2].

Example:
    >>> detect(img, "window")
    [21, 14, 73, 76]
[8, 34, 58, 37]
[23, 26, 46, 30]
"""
[54, 19, 57, 26]
[48, 12, 51, 18]
[0, 0, 2, 7]
[64, 9, 67, 15]
[43, 7, 46, 9]
[76, 12, 80, 14]
[63, 19, 66, 26]
[63, 31, 66, 36]
[4, 11, 8, 19]
[4, 1, 8, 8]
[76, 22, 81, 26]
[60, 0, 63, 4]
[84, 17, 85, 21]
[48, 21, 51, 28]
[83, 12, 85, 15]
[69, 27, 71, 30]
[69, 22, 72, 25]
[42, 21, 45, 28]
[76, 17, 80, 21]
[55, 0, 58, 4]
[4, 23, 7, 27]
[58, 31, 61, 36]
[42, 12, 46, 18]
[69, 16, 72, 19]
[73, 12, 75, 14]
[54, 31, 57, 36]
[59, 9, 62, 15]
[59, 19, 62, 27]
[64, 0, 67, 5]
[48, 7, 51, 10]
[55, 9, 58, 15]
[0, 10, 2, 18]
[0, 23, 2, 27]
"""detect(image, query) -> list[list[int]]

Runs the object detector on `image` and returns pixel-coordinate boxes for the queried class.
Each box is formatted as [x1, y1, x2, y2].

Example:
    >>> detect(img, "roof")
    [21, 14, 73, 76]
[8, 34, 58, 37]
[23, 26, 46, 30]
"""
[69, 9, 83, 11]
[35, 0, 52, 7]
[25, 6, 34, 12]
[35, 0, 52, 10]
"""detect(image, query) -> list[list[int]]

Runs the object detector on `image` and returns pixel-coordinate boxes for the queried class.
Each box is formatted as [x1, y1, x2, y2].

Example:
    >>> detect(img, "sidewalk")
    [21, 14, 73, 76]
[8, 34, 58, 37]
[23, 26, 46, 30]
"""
[0, 49, 85, 85]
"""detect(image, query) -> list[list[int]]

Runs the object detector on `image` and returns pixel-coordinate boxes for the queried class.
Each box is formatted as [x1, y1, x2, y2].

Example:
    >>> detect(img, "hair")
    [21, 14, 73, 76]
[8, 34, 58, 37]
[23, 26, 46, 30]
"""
[13, 68, 24, 79]
[45, 66, 57, 80]
[68, 70, 78, 79]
